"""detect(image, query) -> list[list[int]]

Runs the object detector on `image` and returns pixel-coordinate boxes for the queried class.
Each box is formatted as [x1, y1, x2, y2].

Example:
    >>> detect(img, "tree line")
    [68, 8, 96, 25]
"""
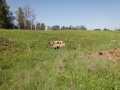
[0, 0, 87, 30]
[0, 0, 46, 30]
[15, 5, 46, 30]
[0, 0, 120, 31]
[47, 25, 87, 30]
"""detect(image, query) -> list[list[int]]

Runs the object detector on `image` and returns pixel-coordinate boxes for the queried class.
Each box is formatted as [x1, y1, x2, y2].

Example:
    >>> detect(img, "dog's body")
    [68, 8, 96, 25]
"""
[49, 40, 65, 49]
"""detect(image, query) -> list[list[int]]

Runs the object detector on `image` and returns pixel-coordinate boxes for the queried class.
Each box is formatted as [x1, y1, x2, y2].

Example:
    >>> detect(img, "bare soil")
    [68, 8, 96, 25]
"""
[89, 48, 120, 61]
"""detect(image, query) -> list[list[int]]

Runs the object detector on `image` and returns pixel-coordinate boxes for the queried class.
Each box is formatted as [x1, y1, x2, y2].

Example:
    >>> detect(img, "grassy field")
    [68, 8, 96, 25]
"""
[0, 30, 120, 90]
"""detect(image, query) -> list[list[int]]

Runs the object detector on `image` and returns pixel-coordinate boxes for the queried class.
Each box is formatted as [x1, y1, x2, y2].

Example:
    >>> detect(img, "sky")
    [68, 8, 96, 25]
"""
[6, 0, 120, 30]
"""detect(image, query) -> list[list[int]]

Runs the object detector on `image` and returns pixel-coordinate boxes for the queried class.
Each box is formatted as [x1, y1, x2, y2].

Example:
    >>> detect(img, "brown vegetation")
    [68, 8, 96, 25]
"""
[0, 37, 15, 52]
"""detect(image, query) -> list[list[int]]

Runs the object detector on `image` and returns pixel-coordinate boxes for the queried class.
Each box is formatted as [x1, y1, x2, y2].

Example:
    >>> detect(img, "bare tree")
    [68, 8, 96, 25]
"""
[23, 5, 36, 30]
[30, 9, 36, 30]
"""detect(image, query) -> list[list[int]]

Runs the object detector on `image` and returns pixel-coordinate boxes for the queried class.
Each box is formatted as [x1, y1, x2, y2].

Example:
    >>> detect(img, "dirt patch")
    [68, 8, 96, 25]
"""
[88, 48, 120, 61]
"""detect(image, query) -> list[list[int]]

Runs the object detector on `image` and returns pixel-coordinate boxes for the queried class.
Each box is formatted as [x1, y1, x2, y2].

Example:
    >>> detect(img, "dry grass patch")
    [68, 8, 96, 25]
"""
[0, 37, 16, 52]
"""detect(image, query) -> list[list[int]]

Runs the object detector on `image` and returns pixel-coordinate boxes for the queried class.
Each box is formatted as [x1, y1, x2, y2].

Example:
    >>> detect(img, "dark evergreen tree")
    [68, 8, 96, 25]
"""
[0, 0, 15, 29]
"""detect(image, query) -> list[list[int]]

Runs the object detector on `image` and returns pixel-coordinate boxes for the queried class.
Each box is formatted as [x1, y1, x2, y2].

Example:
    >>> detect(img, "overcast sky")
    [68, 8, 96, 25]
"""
[6, 0, 120, 30]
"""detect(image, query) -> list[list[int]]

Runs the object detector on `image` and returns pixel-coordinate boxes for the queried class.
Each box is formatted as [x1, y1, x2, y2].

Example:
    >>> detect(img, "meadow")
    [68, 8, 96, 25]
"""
[0, 30, 120, 90]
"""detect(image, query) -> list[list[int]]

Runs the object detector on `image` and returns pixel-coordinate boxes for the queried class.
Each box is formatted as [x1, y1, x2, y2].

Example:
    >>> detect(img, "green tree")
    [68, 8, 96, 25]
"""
[61, 26, 65, 30]
[40, 23, 46, 30]
[0, 0, 15, 29]
[36, 22, 40, 30]
[47, 26, 51, 30]
[79, 25, 87, 30]
[69, 25, 72, 30]
[15, 7, 24, 29]
[52, 25, 60, 30]
[103, 28, 109, 31]
[94, 28, 101, 31]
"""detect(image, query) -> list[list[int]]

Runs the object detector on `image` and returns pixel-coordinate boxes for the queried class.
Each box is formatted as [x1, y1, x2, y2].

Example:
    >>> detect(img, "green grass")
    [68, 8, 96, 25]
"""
[0, 30, 120, 90]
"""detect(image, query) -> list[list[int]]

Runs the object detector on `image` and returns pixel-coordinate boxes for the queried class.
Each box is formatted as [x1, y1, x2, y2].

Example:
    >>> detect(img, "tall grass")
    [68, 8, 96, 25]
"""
[0, 30, 120, 90]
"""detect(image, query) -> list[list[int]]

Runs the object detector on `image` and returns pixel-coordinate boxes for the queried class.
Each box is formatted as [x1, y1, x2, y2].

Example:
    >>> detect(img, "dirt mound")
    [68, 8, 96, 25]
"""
[89, 48, 120, 60]
[0, 37, 15, 52]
